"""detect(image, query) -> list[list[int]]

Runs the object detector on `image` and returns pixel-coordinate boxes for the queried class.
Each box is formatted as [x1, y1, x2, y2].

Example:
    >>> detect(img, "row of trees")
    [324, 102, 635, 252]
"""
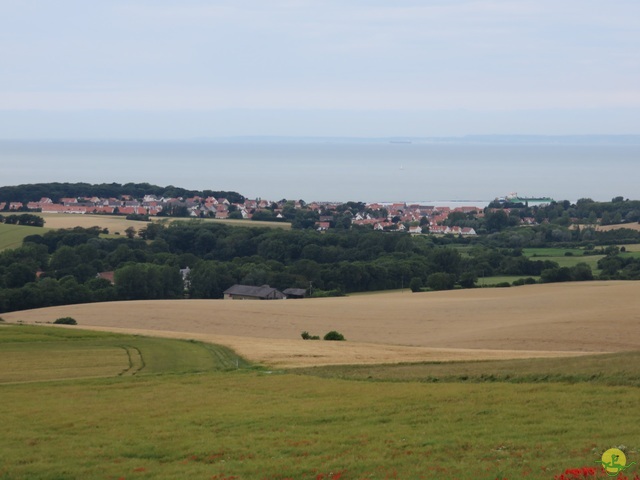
[486, 197, 640, 228]
[0, 182, 244, 205]
[0, 213, 45, 226]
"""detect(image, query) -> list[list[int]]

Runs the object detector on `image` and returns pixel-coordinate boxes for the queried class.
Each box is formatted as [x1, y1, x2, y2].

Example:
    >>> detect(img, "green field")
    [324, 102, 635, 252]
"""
[523, 247, 604, 273]
[1, 325, 639, 479]
[477, 275, 539, 287]
[0, 325, 248, 384]
[293, 351, 640, 386]
[0, 223, 51, 251]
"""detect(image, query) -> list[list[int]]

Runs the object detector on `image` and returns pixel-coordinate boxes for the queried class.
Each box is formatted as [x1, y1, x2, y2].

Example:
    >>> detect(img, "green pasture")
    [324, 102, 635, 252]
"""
[0, 325, 248, 384]
[523, 247, 604, 273]
[0, 223, 50, 251]
[293, 351, 640, 387]
[523, 247, 585, 257]
[477, 275, 539, 287]
[1, 324, 639, 479]
[199, 217, 292, 229]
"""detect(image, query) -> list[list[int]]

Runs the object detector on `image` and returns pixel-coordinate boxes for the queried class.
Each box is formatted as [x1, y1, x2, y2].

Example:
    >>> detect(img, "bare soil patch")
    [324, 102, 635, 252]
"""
[38, 213, 147, 234]
[38, 214, 289, 233]
[5, 281, 638, 367]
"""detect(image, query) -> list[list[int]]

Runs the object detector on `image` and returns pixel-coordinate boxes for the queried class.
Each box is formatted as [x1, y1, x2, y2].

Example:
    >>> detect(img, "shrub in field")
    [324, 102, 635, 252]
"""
[310, 289, 345, 298]
[301, 331, 320, 340]
[409, 277, 423, 292]
[324, 330, 345, 341]
[459, 271, 477, 288]
[426, 272, 456, 291]
[53, 317, 77, 325]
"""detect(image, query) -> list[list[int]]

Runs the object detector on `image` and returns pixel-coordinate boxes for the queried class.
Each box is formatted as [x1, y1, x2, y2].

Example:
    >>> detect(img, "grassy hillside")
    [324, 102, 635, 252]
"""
[0, 223, 50, 251]
[1, 324, 639, 479]
[292, 351, 640, 387]
[0, 325, 249, 384]
[523, 247, 604, 272]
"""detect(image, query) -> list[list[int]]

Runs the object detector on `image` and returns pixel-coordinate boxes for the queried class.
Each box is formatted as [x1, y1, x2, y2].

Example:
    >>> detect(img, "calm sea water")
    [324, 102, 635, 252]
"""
[0, 140, 638, 204]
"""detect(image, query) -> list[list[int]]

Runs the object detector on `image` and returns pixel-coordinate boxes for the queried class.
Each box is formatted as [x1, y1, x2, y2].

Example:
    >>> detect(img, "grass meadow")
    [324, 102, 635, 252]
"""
[0, 223, 51, 251]
[522, 248, 604, 272]
[1, 325, 639, 479]
[476, 275, 540, 287]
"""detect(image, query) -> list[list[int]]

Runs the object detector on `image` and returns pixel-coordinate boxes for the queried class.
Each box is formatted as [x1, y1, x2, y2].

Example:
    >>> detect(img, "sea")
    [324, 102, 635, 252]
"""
[1, 139, 639, 205]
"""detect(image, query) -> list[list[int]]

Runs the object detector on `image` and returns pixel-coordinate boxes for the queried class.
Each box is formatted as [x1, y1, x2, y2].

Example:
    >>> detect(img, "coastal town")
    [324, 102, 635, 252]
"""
[0, 193, 490, 235]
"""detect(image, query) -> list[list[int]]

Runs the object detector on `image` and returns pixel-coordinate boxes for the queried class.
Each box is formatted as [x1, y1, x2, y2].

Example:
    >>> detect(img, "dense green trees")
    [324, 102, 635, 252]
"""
[115, 264, 183, 300]
[0, 223, 464, 311]
[597, 251, 640, 280]
[540, 263, 594, 283]
[488, 197, 640, 229]
[0, 182, 244, 205]
[1, 212, 639, 313]
[0, 213, 45, 226]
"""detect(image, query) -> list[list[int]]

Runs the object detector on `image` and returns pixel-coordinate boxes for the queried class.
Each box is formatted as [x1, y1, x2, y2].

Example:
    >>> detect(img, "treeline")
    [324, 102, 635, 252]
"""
[0, 222, 578, 313]
[487, 197, 640, 228]
[0, 213, 45, 227]
[597, 248, 640, 280]
[472, 222, 640, 248]
[0, 182, 244, 204]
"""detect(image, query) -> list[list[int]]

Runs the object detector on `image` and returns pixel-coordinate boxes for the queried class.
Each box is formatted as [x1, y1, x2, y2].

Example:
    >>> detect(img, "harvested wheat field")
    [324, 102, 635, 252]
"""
[596, 222, 640, 231]
[37, 213, 289, 232]
[4, 281, 640, 367]
[38, 213, 149, 233]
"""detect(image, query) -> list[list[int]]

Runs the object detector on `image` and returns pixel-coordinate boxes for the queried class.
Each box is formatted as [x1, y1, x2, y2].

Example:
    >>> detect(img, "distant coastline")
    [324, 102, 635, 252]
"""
[2, 134, 640, 145]
[1, 139, 638, 204]
[380, 200, 490, 208]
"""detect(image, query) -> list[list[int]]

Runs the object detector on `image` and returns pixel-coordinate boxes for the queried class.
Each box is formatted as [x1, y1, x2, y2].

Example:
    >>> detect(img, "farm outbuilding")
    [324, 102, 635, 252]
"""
[223, 284, 286, 300]
[283, 288, 307, 299]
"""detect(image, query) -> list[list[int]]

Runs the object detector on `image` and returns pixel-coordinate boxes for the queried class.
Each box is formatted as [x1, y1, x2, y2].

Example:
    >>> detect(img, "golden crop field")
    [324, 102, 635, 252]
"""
[596, 222, 640, 231]
[37, 213, 148, 234]
[6, 281, 639, 368]
[36, 213, 290, 233]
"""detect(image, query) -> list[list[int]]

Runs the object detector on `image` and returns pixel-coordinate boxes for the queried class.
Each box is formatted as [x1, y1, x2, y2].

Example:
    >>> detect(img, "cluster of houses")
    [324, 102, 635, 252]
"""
[351, 203, 480, 235]
[2, 194, 487, 235]
[0, 195, 229, 216]
[2, 196, 296, 220]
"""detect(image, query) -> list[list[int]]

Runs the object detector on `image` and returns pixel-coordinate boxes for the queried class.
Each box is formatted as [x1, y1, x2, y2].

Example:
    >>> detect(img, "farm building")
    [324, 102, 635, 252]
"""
[283, 288, 307, 299]
[223, 284, 286, 300]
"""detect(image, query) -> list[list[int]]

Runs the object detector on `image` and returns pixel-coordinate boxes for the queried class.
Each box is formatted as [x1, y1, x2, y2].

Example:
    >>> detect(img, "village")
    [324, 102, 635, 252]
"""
[0, 193, 492, 235]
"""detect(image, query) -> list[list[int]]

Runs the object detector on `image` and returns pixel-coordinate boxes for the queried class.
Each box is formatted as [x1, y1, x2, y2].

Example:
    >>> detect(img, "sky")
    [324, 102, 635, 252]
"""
[1, 0, 640, 139]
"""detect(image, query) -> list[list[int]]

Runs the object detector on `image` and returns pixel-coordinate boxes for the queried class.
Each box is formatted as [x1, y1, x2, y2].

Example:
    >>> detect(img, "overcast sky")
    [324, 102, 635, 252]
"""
[1, 0, 639, 139]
